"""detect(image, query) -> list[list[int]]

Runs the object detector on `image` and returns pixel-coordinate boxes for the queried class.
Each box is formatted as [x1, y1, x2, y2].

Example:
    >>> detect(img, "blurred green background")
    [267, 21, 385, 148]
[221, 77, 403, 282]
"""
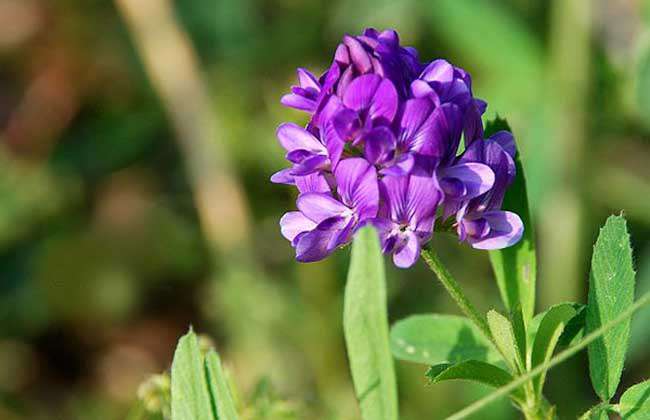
[0, 0, 649, 419]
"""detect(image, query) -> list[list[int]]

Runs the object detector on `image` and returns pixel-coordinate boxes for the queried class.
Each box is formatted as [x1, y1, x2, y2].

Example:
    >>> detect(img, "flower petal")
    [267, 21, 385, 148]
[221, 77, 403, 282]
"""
[313, 94, 342, 129]
[276, 123, 323, 152]
[323, 120, 345, 168]
[368, 78, 398, 122]
[342, 74, 382, 112]
[297, 68, 320, 90]
[295, 217, 346, 262]
[469, 211, 524, 250]
[270, 168, 295, 185]
[280, 211, 317, 243]
[334, 43, 350, 65]
[405, 175, 440, 232]
[289, 154, 329, 176]
[421, 59, 454, 83]
[295, 172, 331, 194]
[415, 103, 462, 161]
[343, 35, 372, 73]
[363, 126, 396, 164]
[280, 94, 316, 112]
[438, 162, 495, 200]
[398, 98, 435, 150]
[490, 130, 516, 157]
[297, 193, 347, 223]
[379, 175, 408, 222]
[393, 230, 420, 268]
[410, 79, 436, 100]
[332, 108, 362, 141]
[380, 152, 415, 177]
[335, 158, 379, 220]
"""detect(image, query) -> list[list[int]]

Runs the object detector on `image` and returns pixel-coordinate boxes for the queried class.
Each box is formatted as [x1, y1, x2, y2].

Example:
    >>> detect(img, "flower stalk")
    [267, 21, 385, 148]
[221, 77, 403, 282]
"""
[420, 248, 492, 344]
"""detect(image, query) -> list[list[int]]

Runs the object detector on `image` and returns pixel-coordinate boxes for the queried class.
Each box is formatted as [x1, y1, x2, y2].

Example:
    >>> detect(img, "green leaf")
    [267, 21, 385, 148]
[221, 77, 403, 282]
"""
[426, 360, 526, 404]
[171, 330, 216, 420]
[344, 227, 398, 420]
[587, 215, 636, 401]
[205, 350, 239, 420]
[527, 303, 585, 349]
[487, 310, 522, 372]
[530, 303, 577, 396]
[509, 306, 527, 370]
[426, 360, 517, 393]
[620, 380, 650, 419]
[486, 117, 537, 323]
[390, 314, 501, 365]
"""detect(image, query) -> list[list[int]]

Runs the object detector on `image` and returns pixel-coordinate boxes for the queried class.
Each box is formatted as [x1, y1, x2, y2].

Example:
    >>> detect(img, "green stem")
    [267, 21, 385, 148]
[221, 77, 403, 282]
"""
[577, 402, 616, 420]
[420, 249, 493, 346]
[445, 291, 650, 420]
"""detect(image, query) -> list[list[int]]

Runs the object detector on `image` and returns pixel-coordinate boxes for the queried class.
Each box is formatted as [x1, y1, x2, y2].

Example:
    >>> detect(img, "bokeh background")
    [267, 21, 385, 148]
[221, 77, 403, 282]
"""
[0, 0, 649, 419]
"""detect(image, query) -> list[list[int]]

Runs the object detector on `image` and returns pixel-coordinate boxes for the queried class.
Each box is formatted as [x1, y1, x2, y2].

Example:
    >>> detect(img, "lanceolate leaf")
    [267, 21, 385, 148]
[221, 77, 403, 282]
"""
[619, 380, 650, 419]
[390, 314, 501, 365]
[486, 117, 537, 323]
[487, 310, 522, 372]
[205, 350, 239, 420]
[587, 215, 636, 401]
[344, 227, 398, 420]
[530, 303, 577, 396]
[171, 330, 216, 420]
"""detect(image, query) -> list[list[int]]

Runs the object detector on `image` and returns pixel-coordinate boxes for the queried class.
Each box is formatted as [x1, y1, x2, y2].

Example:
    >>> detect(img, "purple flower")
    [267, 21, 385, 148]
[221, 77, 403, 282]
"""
[373, 174, 441, 267]
[280, 158, 378, 262]
[280, 68, 324, 113]
[411, 59, 487, 144]
[332, 73, 399, 143]
[281, 28, 420, 119]
[273, 28, 524, 268]
[450, 131, 523, 249]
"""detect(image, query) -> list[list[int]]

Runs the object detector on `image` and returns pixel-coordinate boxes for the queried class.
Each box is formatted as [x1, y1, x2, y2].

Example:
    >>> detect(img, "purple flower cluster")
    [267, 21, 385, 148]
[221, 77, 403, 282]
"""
[272, 28, 523, 268]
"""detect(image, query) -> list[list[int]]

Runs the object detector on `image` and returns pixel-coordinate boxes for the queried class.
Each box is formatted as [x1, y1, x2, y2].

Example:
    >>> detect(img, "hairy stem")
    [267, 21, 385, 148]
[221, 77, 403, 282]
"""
[420, 249, 494, 348]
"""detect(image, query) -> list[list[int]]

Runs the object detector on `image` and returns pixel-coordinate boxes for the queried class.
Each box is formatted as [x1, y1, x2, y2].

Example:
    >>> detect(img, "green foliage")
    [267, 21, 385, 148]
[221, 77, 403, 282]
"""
[171, 330, 239, 420]
[586, 215, 636, 401]
[527, 303, 586, 349]
[486, 118, 537, 323]
[619, 380, 650, 419]
[530, 303, 577, 396]
[172, 330, 215, 420]
[637, 40, 650, 129]
[390, 314, 501, 365]
[241, 378, 303, 420]
[509, 306, 527, 370]
[205, 350, 239, 420]
[344, 227, 398, 420]
[629, 250, 650, 361]
[426, 361, 524, 402]
[486, 310, 522, 372]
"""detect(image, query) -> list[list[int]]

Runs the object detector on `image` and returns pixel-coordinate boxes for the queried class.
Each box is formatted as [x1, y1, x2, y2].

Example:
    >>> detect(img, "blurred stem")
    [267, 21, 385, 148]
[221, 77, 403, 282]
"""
[115, 0, 252, 258]
[420, 249, 492, 345]
[540, 0, 591, 308]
